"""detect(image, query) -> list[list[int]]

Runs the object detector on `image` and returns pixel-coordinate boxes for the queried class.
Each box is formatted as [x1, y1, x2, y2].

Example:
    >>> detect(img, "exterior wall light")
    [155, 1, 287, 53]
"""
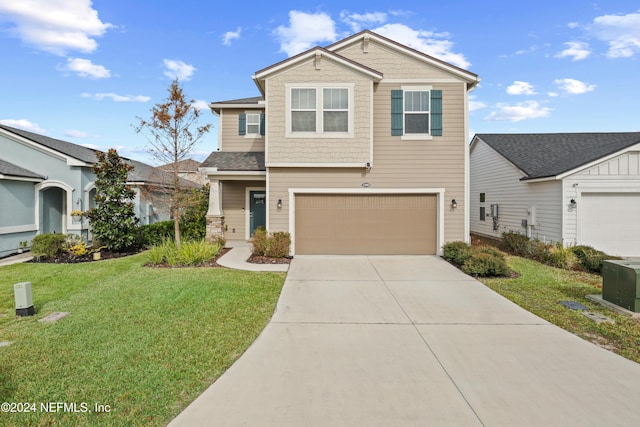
[277, 199, 283, 209]
[451, 199, 458, 209]
[570, 199, 577, 206]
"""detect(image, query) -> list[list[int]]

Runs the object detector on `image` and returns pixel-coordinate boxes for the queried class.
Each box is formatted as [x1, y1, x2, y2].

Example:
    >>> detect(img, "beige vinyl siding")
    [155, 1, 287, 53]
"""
[266, 57, 372, 164]
[469, 139, 562, 242]
[563, 149, 640, 246]
[219, 109, 265, 152]
[221, 181, 264, 239]
[335, 39, 456, 80]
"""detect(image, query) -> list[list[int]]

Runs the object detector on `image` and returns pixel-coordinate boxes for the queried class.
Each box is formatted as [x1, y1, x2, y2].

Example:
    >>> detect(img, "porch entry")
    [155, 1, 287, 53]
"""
[249, 191, 266, 237]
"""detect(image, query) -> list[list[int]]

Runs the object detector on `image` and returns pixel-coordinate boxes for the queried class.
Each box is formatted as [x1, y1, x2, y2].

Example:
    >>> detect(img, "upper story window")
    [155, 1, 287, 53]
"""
[391, 86, 442, 139]
[291, 88, 317, 132]
[238, 111, 265, 137]
[287, 84, 353, 138]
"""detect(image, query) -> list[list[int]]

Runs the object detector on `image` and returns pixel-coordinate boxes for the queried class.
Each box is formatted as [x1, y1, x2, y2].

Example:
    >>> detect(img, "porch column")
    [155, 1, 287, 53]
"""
[206, 179, 224, 240]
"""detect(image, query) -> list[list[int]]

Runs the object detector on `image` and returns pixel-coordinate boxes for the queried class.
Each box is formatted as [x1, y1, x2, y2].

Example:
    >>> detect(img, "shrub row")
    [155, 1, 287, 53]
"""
[443, 241, 509, 277]
[499, 231, 621, 274]
[30, 233, 94, 259]
[251, 227, 291, 258]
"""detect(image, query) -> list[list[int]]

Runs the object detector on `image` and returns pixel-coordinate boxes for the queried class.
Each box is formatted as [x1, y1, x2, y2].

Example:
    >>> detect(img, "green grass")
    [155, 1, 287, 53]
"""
[479, 256, 640, 364]
[0, 253, 285, 426]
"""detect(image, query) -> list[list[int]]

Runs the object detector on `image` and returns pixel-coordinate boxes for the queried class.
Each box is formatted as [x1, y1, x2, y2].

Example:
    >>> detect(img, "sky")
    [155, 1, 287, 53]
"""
[1, 0, 639, 165]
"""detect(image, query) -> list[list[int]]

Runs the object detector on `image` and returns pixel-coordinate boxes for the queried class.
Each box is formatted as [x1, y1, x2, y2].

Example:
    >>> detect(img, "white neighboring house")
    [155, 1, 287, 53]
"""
[470, 133, 640, 257]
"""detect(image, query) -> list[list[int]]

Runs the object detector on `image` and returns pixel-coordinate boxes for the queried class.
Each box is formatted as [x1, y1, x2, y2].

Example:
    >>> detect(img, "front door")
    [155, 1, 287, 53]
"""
[249, 191, 266, 236]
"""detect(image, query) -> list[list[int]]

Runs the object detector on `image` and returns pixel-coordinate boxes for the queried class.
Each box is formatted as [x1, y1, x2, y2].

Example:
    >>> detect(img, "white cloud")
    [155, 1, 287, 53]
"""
[590, 11, 640, 58]
[485, 101, 551, 122]
[567, 22, 580, 29]
[555, 41, 591, 61]
[62, 57, 111, 79]
[373, 23, 471, 69]
[81, 92, 151, 102]
[340, 11, 387, 33]
[275, 10, 337, 57]
[0, 0, 112, 55]
[64, 129, 87, 138]
[554, 78, 596, 94]
[192, 100, 210, 111]
[222, 27, 241, 46]
[0, 118, 45, 133]
[506, 81, 536, 95]
[468, 95, 487, 112]
[163, 59, 196, 81]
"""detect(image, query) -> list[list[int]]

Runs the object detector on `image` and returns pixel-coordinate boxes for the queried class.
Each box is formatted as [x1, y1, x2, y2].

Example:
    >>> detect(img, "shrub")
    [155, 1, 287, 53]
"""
[543, 242, 578, 270]
[462, 250, 509, 277]
[140, 220, 175, 246]
[148, 239, 220, 266]
[31, 233, 66, 258]
[443, 241, 473, 266]
[267, 232, 291, 258]
[500, 232, 532, 257]
[571, 245, 621, 274]
[65, 234, 89, 257]
[251, 227, 269, 256]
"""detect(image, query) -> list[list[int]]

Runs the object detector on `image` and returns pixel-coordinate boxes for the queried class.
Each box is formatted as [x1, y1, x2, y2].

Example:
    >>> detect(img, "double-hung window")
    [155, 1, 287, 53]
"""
[404, 90, 430, 134]
[391, 86, 442, 138]
[291, 88, 317, 132]
[246, 113, 261, 135]
[238, 111, 265, 136]
[323, 88, 348, 132]
[288, 84, 353, 137]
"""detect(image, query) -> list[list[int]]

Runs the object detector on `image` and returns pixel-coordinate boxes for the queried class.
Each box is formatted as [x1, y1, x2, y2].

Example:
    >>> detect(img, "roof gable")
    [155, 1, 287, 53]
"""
[474, 133, 640, 180]
[0, 158, 44, 180]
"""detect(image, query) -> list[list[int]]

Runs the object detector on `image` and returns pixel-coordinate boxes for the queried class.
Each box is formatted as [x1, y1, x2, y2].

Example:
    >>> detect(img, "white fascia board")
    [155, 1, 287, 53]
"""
[1, 129, 90, 166]
[0, 174, 43, 182]
[267, 163, 367, 168]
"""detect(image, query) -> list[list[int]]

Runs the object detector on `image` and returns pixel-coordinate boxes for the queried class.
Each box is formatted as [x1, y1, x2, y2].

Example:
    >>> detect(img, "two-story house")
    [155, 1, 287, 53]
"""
[201, 30, 480, 255]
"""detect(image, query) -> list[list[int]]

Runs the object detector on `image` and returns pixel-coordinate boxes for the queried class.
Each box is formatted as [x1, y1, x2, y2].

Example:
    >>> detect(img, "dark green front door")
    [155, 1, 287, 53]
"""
[249, 191, 266, 236]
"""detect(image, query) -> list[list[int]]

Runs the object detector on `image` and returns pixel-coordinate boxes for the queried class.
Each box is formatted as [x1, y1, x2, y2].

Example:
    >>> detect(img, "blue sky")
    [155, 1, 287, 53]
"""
[1, 0, 639, 164]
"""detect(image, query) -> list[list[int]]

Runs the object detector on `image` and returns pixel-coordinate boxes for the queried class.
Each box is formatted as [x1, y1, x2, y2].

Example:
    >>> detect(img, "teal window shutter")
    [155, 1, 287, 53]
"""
[260, 113, 265, 136]
[391, 90, 403, 136]
[238, 113, 246, 136]
[431, 90, 442, 136]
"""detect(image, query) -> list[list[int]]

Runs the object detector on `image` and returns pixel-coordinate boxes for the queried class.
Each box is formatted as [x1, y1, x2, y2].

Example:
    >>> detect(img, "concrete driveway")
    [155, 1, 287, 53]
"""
[170, 255, 640, 427]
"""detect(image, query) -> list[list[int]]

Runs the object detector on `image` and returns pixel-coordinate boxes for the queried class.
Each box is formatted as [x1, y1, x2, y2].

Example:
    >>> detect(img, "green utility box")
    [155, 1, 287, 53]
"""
[602, 260, 640, 313]
[14, 281, 35, 317]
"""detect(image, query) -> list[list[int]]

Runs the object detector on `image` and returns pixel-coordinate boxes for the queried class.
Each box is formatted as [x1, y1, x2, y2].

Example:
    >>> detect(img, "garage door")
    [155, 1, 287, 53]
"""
[294, 193, 437, 255]
[580, 193, 640, 257]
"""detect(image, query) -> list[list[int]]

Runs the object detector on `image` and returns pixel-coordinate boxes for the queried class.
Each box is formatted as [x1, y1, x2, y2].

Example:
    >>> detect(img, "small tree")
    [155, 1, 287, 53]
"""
[86, 149, 140, 252]
[134, 79, 212, 247]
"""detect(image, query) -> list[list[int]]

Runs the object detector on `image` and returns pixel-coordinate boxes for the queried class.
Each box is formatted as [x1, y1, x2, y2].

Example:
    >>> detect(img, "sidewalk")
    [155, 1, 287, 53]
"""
[0, 252, 33, 267]
[217, 240, 289, 272]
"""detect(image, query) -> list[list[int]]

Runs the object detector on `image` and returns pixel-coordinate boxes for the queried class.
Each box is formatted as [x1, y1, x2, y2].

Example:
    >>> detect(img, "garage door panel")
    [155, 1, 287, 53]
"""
[295, 194, 437, 255]
[580, 193, 640, 257]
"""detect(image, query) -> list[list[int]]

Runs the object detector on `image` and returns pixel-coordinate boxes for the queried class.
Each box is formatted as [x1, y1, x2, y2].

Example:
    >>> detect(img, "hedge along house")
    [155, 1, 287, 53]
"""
[202, 30, 480, 255]
[469, 133, 640, 257]
[0, 124, 197, 258]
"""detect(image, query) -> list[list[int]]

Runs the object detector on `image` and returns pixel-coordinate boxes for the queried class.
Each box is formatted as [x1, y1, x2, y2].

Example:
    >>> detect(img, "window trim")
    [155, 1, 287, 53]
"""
[242, 110, 263, 138]
[400, 85, 432, 141]
[285, 83, 354, 139]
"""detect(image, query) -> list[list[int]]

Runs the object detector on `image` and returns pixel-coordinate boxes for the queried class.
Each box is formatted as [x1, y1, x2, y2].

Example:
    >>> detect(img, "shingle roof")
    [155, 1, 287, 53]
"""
[201, 151, 265, 171]
[210, 96, 264, 105]
[127, 159, 200, 188]
[0, 158, 45, 179]
[0, 124, 98, 164]
[158, 158, 202, 172]
[475, 133, 640, 180]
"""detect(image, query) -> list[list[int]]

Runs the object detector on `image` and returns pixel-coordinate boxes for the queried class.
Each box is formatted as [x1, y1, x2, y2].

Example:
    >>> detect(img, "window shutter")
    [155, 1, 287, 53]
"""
[391, 90, 403, 136]
[238, 113, 246, 136]
[430, 90, 442, 136]
[260, 113, 265, 136]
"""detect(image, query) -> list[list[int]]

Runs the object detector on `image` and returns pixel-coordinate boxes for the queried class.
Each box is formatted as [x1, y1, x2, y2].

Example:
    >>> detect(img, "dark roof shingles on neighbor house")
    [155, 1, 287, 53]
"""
[0, 159, 45, 179]
[476, 133, 640, 180]
[201, 151, 265, 171]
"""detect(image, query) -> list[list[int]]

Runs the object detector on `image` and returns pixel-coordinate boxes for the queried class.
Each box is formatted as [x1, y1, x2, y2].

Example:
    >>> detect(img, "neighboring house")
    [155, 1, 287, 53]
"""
[159, 159, 208, 186]
[470, 133, 640, 257]
[201, 30, 480, 255]
[0, 124, 196, 258]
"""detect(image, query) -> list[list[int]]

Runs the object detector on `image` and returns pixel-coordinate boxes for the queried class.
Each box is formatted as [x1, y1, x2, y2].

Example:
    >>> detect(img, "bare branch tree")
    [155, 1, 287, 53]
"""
[134, 79, 212, 247]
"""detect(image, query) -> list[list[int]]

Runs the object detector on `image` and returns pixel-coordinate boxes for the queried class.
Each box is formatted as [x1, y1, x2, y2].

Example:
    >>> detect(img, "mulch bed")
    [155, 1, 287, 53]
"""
[31, 248, 144, 264]
[247, 254, 292, 264]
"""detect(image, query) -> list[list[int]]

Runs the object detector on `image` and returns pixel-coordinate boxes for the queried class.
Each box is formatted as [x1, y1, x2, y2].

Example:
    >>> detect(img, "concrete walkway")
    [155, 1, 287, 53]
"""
[170, 255, 640, 427]
[217, 240, 289, 272]
[0, 252, 33, 266]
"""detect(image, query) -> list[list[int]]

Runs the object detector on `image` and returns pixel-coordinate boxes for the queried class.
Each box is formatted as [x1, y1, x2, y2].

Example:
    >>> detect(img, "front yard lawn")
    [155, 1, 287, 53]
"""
[479, 256, 640, 364]
[0, 252, 285, 426]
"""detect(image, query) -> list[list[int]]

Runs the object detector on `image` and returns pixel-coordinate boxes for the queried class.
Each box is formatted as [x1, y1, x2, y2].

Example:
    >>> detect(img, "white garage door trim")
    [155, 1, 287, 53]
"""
[288, 188, 445, 256]
[577, 191, 640, 257]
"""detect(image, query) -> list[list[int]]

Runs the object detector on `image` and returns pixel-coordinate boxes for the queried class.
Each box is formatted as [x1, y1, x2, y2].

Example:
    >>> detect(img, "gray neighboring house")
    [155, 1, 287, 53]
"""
[470, 133, 640, 257]
[0, 124, 196, 258]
